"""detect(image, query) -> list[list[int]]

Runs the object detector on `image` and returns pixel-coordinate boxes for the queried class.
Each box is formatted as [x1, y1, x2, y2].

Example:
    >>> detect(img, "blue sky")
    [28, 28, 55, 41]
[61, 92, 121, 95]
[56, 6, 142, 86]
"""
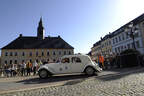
[0, 0, 144, 54]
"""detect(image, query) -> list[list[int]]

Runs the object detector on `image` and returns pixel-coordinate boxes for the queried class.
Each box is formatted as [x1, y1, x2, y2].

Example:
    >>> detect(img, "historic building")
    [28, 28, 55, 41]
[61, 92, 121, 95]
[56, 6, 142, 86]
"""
[91, 13, 144, 59]
[91, 33, 112, 61]
[111, 14, 144, 54]
[91, 41, 101, 61]
[1, 18, 74, 65]
[100, 34, 112, 57]
[0, 56, 1, 68]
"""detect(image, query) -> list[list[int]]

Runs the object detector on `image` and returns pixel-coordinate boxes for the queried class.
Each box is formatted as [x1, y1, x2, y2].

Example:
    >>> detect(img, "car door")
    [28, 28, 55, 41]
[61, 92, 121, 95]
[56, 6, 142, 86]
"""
[69, 57, 84, 73]
[57, 57, 70, 74]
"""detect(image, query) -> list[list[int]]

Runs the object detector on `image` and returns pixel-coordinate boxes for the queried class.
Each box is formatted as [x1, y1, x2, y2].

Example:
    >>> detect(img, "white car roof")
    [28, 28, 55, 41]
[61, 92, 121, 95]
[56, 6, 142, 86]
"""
[62, 54, 90, 58]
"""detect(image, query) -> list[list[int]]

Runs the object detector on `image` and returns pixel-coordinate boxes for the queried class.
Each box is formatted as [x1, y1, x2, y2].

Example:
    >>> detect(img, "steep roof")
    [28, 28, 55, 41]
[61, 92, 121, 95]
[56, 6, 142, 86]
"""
[2, 36, 74, 49]
[111, 13, 144, 37]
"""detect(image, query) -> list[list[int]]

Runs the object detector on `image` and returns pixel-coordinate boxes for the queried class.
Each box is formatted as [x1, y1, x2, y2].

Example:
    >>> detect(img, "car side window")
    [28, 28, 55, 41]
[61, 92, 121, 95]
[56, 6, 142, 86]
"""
[72, 57, 81, 63]
[61, 58, 70, 63]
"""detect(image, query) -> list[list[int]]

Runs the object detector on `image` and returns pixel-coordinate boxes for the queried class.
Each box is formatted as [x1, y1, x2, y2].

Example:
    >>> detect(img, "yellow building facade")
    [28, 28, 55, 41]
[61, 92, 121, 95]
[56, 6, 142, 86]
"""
[91, 34, 112, 61]
[1, 18, 74, 66]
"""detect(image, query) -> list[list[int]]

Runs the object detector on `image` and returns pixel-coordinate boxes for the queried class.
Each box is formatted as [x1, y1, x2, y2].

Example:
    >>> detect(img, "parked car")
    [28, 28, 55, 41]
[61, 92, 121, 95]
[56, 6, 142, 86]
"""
[38, 54, 102, 79]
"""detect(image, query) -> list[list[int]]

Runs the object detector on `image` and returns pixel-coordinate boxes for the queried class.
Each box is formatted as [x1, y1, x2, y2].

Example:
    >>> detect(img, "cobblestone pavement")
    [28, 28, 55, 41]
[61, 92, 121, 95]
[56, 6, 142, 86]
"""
[0, 67, 144, 96]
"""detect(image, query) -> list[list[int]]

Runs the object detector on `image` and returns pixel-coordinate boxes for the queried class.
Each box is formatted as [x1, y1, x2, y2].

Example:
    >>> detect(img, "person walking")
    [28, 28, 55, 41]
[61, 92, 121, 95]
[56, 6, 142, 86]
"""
[21, 62, 26, 76]
[26, 62, 31, 76]
[33, 60, 38, 75]
[4, 64, 10, 77]
[11, 64, 17, 77]
[98, 54, 105, 69]
[17, 63, 21, 76]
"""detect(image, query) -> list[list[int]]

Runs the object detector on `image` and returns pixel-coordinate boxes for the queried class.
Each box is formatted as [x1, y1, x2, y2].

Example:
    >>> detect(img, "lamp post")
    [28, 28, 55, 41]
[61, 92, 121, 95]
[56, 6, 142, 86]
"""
[126, 22, 138, 50]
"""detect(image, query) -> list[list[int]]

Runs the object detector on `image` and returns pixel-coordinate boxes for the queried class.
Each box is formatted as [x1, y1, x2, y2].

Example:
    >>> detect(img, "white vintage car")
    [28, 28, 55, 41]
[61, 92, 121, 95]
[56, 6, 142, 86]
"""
[38, 54, 102, 79]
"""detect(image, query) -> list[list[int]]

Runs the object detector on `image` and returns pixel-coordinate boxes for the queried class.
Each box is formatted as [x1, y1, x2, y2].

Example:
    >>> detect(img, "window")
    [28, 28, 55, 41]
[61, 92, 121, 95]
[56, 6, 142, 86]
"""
[121, 46, 123, 50]
[109, 41, 111, 45]
[115, 48, 117, 53]
[10, 60, 12, 64]
[136, 41, 140, 48]
[29, 52, 32, 56]
[127, 44, 130, 49]
[134, 32, 139, 38]
[64, 51, 66, 55]
[53, 52, 56, 55]
[5, 61, 7, 64]
[53, 59, 56, 62]
[36, 52, 38, 57]
[119, 36, 121, 41]
[14, 60, 17, 64]
[47, 52, 49, 56]
[59, 51, 61, 55]
[122, 34, 125, 40]
[118, 47, 120, 52]
[10, 52, 13, 56]
[5, 52, 8, 56]
[126, 32, 129, 39]
[69, 51, 71, 55]
[113, 39, 115, 44]
[61, 58, 70, 63]
[115, 37, 118, 43]
[22, 52, 25, 56]
[72, 57, 81, 63]
[15, 52, 18, 56]
[36, 59, 38, 63]
[42, 52, 44, 56]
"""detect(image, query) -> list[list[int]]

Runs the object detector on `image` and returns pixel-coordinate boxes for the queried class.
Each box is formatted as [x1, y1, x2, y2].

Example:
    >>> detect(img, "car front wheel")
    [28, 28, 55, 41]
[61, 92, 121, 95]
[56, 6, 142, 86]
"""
[85, 67, 95, 76]
[38, 69, 48, 79]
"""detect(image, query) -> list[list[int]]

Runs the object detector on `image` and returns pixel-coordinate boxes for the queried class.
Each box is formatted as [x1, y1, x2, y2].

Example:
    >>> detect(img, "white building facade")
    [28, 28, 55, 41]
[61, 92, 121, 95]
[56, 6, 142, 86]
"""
[111, 20, 144, 55]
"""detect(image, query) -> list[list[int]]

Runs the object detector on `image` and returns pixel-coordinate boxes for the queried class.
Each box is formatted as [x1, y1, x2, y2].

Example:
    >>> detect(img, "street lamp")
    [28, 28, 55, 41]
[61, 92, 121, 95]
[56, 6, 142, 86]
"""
[125, 22, 138, 50]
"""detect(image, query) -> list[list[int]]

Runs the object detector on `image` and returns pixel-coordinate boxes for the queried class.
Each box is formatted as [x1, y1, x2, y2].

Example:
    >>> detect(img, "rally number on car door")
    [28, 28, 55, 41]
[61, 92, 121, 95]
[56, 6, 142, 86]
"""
[59, 58, 70, 73]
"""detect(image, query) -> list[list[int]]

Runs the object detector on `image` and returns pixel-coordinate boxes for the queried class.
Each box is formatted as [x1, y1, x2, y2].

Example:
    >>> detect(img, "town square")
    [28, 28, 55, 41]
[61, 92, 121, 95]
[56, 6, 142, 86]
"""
[1, 0, 144, 96]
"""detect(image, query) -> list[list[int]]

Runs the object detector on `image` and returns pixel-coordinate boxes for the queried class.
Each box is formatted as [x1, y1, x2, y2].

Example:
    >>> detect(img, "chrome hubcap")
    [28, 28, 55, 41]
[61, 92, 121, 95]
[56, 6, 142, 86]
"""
[40, 70, 47, 78]
[86, 68, 94, 75]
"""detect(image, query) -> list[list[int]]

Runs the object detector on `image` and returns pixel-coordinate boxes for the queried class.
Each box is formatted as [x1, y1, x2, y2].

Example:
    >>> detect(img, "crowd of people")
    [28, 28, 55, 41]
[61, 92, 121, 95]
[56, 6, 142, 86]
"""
[1, 61, 43, 77]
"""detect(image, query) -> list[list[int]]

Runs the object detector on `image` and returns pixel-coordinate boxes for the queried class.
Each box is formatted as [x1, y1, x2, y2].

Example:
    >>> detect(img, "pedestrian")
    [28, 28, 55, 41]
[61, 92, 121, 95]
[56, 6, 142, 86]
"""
[11, 64, 17, 77]
[26, 61, 31, 76]
[4, 64, 8, 77]
[98, 54, 105, 69]
[21, 62, 26, 76]
[4, 64, 10, 77]
[33, 60, 38, 75]
[17, 63, 21, 76]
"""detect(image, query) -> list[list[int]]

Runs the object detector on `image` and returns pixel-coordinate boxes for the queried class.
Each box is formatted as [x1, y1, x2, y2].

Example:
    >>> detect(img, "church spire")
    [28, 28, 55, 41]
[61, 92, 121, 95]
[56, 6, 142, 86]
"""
[37, 17, 45, 39]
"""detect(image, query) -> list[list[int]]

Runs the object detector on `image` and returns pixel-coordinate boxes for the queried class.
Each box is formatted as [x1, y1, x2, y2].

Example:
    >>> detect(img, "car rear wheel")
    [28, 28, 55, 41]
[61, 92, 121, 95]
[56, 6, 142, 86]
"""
[39, 69, 48, 79]
[85, 67, 95, 76]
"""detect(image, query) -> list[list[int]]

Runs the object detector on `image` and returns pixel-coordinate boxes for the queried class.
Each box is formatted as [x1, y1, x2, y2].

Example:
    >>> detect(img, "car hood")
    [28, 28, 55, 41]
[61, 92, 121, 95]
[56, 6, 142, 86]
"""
[44, 63, 60, 67]
[38, 63, 60, 73]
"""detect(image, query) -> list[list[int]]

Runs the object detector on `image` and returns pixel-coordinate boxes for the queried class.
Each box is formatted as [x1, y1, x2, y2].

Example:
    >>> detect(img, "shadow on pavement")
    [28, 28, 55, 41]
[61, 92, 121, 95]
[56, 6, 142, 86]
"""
[96, 67, 144, 81]
[16, 74, 89, 85]
[16, 67, 144, 85]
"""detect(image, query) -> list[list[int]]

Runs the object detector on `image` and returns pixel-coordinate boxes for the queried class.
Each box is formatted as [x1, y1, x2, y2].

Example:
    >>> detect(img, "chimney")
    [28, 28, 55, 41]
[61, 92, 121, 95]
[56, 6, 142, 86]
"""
[58, 35, 61, 38]
[19, 34, 22, 37]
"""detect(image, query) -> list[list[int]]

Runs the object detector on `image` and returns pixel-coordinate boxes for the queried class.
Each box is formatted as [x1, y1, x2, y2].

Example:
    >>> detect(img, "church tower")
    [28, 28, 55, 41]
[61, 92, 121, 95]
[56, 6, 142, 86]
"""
[37, 17, 45, 39]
